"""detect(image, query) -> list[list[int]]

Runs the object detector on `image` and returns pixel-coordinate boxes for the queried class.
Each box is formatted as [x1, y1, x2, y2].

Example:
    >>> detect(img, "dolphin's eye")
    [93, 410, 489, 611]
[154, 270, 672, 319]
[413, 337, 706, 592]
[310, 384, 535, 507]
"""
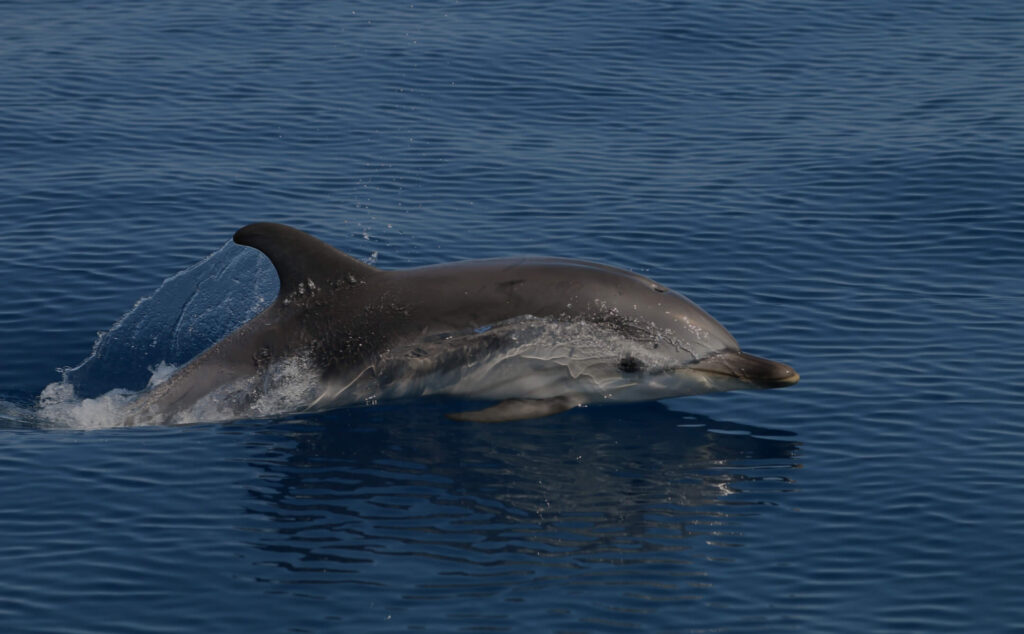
[618, 355, 644, 373]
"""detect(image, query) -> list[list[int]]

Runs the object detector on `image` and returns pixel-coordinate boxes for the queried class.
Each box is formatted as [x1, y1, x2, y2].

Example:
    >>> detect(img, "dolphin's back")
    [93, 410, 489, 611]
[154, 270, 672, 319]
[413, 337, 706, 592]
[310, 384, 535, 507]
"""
[385, 256, 739, 356]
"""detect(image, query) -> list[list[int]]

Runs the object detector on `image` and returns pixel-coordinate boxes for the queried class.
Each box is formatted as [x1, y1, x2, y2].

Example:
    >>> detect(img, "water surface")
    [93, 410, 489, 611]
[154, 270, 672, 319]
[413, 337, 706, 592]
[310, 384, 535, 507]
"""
[1, 1, 1022, 631]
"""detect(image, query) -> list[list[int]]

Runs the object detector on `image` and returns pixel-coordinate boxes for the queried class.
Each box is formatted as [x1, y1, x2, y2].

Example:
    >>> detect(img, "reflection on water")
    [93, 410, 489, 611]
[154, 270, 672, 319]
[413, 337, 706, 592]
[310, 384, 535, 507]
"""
[236, 401, 799, 621]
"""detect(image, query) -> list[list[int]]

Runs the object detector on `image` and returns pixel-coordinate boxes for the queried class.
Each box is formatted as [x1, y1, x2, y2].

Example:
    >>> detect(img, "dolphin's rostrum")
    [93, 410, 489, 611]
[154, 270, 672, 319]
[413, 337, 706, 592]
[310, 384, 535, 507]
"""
[127, 222, 798, 425]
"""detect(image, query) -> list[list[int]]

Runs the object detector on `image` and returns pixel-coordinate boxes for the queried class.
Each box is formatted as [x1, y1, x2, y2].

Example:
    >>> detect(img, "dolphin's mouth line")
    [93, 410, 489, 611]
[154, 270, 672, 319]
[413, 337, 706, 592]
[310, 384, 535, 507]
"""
[694, 366, 801, 387]
[686, 351, 800, 389]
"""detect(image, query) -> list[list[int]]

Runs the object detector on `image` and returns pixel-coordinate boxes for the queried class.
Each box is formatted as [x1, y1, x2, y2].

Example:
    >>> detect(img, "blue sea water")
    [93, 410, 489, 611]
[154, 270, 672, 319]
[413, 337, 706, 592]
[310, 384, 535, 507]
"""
[1, 0, 1023, 631]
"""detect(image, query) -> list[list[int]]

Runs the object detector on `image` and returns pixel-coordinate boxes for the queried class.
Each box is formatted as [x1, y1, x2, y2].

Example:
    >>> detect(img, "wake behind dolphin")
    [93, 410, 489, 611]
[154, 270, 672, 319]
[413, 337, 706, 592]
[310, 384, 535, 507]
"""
[97, 222, 798, 425]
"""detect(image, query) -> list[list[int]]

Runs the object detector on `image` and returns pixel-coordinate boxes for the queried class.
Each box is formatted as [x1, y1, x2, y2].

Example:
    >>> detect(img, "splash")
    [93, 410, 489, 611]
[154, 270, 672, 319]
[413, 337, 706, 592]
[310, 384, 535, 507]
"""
[32, 241, 279, 429]
[61, 241, 278, 398]
[37, 379, 142, 430]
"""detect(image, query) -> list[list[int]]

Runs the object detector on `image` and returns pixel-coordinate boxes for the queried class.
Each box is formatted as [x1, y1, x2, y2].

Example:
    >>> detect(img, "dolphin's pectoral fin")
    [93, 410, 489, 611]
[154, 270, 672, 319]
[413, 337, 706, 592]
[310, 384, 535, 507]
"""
[446, 396, 581, 423]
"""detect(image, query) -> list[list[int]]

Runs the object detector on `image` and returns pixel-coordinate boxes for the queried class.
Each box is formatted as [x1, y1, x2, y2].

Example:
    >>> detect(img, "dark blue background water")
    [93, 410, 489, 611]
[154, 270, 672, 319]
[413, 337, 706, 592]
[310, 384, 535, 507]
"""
[2, 1, 1022, 631]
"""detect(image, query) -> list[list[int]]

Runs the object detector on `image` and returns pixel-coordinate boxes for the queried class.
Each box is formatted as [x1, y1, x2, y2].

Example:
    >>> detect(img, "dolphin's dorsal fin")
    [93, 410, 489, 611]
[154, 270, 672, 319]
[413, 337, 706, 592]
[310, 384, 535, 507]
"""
[234, 222, 379, 299]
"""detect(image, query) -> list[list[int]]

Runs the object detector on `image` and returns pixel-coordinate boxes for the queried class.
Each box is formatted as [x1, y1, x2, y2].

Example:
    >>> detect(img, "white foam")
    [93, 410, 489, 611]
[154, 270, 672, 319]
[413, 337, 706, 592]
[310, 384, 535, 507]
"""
[146, 361, 179, 388]
[33, 353, 325, 429]
[36, 380, 137, 430]
[34, 361, 184, 429]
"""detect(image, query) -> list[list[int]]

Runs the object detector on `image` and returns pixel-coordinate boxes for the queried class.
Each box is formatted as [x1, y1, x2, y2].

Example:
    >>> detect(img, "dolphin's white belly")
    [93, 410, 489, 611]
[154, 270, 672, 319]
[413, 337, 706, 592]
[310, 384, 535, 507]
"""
[147, 316, 735, 424]
[426, 356, 603, 401]
[327, 317, 715, 407]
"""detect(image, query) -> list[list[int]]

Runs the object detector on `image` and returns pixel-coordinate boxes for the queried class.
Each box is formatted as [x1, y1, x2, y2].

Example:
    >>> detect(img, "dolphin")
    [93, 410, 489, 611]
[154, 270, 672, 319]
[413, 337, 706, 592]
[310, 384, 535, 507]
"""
[125, 222, 798, 425]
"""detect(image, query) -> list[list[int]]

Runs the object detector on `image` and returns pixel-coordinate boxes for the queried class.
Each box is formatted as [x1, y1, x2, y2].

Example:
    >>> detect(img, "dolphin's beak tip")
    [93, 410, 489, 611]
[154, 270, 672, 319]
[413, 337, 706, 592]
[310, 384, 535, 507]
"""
[752, 358, 799, 389]
[773, 366, 800, 388]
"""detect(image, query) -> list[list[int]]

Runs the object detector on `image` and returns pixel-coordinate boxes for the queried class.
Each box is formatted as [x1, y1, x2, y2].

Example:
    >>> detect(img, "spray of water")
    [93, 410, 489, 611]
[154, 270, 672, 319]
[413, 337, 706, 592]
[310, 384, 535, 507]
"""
[32, 241, 278, 429]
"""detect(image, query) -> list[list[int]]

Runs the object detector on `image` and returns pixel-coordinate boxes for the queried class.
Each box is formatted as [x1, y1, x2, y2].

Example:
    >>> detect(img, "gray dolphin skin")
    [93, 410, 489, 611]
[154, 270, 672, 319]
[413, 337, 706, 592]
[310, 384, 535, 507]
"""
[126, 222, 798, 425]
